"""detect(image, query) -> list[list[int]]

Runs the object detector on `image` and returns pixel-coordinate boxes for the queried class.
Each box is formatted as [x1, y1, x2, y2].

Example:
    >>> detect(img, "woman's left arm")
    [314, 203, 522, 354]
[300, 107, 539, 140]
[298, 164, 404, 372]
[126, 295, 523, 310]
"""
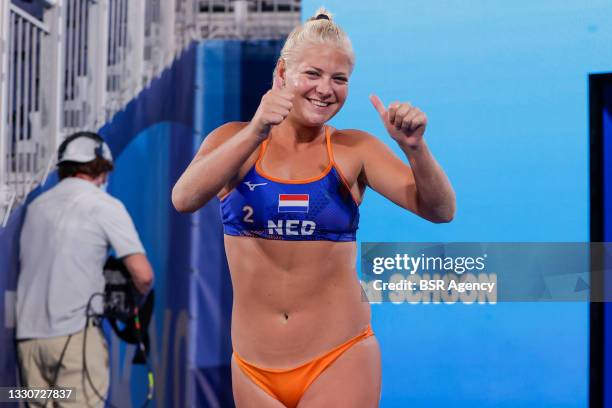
[361, 95, 456, 223]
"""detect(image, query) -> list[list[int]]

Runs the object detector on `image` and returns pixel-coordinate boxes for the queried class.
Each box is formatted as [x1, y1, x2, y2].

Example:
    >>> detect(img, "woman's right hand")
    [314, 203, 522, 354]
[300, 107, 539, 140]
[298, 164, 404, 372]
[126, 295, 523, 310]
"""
[250, 75, 294, 139]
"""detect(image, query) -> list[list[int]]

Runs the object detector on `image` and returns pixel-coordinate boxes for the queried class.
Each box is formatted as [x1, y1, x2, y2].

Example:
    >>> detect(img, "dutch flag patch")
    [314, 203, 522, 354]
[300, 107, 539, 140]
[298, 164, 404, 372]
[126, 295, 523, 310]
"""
[278, 194, 309, 213]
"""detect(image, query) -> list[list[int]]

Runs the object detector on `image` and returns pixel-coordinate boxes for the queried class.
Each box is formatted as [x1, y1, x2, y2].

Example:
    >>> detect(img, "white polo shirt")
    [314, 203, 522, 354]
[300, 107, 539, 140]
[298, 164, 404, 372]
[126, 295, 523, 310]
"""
[16, 177, 145, 339]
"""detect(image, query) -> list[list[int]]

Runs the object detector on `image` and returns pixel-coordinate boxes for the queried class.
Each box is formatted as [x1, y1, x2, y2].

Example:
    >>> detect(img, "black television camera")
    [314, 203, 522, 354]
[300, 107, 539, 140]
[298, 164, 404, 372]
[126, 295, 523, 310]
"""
[103, 257, 154, 364]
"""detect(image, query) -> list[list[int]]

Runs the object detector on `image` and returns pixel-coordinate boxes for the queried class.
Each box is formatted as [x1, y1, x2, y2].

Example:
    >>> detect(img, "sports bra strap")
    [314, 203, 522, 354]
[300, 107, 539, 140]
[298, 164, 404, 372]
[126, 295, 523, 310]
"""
[256, 139, 268, 166]
[325, 126, 336, 166]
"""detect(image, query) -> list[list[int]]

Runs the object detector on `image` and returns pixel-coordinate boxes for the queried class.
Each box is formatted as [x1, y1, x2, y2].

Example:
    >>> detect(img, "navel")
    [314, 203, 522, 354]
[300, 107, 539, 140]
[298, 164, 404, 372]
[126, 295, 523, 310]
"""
[281, 312, 290, 324]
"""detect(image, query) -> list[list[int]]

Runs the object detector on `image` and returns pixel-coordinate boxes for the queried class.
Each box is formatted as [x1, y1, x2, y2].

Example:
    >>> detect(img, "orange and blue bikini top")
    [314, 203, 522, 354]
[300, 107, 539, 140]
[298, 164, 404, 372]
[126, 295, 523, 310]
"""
[220, 127, 359, 241]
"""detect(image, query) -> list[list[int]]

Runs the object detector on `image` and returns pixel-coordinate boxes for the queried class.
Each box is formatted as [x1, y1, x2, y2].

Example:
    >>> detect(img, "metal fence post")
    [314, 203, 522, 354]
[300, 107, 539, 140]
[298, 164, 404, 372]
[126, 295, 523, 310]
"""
[40, 0, 65, 157]
[0, 0, 10, 188]
[88, 0, 109, 129]
[0, 0, 11, 225]
[127, 0, 145, 99]
[160, 0, 175, 67]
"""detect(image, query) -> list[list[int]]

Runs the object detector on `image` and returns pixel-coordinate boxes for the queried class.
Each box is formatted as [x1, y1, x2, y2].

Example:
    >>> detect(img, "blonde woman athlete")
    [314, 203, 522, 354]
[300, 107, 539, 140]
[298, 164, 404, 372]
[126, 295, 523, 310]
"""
[173, 9, 455, 408]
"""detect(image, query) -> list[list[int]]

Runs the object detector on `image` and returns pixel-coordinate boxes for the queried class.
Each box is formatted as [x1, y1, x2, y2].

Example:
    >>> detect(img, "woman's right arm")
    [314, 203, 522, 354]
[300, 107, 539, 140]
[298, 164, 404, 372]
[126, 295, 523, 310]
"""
[172, 79, 294, 213]
[171, 122, 262, 212]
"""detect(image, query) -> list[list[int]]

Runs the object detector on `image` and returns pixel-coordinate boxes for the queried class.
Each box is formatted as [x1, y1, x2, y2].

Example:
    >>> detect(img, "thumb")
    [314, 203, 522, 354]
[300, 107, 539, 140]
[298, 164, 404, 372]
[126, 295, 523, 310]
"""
[369, 94, 387, 117]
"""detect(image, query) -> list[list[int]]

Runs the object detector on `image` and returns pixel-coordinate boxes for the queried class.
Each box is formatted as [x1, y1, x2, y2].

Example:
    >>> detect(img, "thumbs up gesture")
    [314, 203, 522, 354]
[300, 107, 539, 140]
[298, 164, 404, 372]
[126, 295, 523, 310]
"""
[369, 95, 427, 148]
[250, 74, 295, 140]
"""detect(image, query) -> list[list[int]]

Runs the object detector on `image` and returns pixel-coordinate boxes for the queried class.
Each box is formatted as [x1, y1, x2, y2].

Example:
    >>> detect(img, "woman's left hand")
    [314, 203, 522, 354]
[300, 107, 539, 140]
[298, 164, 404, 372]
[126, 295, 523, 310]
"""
[369, 94, 427, 149]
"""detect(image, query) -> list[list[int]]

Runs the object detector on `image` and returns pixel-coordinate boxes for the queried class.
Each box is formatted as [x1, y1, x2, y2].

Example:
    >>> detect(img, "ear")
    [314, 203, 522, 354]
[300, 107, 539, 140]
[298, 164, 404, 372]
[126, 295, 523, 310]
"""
[94, 172, 108, 187]
[275, 59, 287, 86]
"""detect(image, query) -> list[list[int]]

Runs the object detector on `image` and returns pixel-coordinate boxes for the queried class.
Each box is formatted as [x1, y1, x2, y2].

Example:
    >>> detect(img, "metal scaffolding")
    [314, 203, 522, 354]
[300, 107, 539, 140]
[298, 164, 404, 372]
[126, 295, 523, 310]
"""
[0, 0, 300, 226]
[197, 0, 301, 39]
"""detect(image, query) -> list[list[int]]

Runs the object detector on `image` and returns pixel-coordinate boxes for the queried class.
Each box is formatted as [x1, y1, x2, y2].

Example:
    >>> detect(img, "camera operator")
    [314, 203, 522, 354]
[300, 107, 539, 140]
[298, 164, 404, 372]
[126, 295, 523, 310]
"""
[15, 132, 154, 407]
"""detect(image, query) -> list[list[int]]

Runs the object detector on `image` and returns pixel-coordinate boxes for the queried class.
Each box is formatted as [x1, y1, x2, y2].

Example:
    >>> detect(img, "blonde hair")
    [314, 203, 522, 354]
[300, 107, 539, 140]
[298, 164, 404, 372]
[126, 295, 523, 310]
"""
[274, 7, 355, 78]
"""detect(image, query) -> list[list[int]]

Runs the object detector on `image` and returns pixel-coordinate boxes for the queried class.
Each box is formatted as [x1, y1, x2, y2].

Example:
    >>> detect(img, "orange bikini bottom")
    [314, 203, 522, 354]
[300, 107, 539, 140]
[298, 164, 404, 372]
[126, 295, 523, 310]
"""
[233, 325, 374, 408]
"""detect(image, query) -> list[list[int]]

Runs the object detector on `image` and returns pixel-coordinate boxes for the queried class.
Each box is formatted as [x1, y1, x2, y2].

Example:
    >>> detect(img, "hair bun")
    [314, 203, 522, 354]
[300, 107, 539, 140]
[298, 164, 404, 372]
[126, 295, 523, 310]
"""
[309, 7, 333, 22]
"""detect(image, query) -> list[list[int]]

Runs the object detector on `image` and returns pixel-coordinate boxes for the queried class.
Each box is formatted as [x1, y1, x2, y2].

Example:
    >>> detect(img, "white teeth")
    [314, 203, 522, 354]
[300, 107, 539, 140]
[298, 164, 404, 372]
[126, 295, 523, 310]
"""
[308, 99, 331, 107]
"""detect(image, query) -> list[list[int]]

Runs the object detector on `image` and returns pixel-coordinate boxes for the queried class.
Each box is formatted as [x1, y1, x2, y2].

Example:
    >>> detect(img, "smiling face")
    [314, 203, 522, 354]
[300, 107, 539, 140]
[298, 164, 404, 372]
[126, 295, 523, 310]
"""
[280, 44, 352, 127]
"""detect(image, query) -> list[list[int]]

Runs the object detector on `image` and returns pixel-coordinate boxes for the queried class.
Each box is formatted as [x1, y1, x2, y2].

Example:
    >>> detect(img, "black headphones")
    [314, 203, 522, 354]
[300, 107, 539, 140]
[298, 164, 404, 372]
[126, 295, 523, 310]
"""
[57, 131, 106, 162]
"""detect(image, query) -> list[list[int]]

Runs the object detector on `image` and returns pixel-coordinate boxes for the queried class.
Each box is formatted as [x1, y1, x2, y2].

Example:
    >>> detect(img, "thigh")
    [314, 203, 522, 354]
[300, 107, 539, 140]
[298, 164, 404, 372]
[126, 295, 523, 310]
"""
[18, 340, 51, 388]
[18, 340, 51, 407]
[56, 328, 108, 408]
[231, 356, 287, 408]
[297, 336, 382, 408]
[19, 337, 77, 407]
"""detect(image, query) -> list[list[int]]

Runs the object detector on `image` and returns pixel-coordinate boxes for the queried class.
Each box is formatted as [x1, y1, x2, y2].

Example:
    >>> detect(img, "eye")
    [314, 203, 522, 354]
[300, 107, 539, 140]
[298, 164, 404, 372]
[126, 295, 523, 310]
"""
[305, 70, 320, 78]
[333, 76, 348, 84]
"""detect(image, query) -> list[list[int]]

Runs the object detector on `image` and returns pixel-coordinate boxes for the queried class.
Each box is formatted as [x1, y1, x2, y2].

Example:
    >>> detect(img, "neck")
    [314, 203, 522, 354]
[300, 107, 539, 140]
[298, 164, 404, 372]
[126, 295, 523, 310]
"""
[74, 174, 94, 182]
[73, 174, 101, 187]
[274, 118, 326, 147]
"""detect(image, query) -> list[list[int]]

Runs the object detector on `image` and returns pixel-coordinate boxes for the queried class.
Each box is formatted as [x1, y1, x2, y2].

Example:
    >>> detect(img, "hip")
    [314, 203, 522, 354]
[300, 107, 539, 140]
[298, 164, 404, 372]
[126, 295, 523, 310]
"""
[231, 295, 371, 368]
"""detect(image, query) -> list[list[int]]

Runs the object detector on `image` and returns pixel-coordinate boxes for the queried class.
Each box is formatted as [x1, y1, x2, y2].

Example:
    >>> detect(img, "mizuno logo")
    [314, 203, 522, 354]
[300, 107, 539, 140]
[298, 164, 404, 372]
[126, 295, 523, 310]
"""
[244, 181, 268, 191]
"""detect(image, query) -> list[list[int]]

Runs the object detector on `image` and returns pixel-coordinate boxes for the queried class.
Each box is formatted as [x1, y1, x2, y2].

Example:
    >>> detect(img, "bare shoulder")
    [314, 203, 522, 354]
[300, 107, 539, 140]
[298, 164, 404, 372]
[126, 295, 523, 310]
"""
[331, 128, 389, 155]
[215, 121, 250, 135]
[204, 121, 249, 145]
[194, 121, 250, 158]
[327, 128, 381, 187]
[332, 127, 407, 178]
[330, 128, 373, 146]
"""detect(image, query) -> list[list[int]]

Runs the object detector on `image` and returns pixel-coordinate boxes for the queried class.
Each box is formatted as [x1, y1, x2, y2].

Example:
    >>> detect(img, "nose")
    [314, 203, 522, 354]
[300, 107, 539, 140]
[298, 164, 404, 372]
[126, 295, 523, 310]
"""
[315, 79, 333, 99]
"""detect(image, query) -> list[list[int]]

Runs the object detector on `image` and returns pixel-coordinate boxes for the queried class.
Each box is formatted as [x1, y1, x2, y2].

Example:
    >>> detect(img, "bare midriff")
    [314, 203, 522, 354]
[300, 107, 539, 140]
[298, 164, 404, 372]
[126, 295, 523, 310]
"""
[226, 234, 370, 369]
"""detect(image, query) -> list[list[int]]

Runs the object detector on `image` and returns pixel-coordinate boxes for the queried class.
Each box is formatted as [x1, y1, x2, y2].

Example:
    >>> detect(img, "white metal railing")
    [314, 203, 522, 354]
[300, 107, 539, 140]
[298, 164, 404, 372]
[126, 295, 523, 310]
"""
[0, 0, 299, 227]
[1, 3, 54, 225]
[0, 0, 196, 226]
[196, 0, 300, 39]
